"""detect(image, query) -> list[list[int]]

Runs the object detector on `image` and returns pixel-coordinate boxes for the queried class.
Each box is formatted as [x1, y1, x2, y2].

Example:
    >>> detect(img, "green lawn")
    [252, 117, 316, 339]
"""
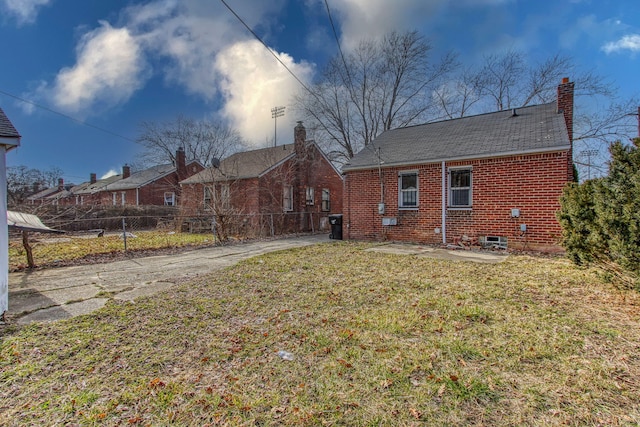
[1, 242, 639, 425]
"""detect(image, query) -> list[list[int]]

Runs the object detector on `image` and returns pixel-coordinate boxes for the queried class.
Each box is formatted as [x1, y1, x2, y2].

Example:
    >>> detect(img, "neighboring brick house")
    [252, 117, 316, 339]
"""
[342, 78, 576, 251]
[97, 148, 204, 206]
[36, 148, 204, 207]
[27, 178, 69, 205]
[180, 122, 343, 234]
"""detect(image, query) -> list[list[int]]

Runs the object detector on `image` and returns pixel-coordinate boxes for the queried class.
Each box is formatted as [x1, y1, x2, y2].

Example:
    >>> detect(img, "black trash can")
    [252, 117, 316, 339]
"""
[328, 214, 343, 240]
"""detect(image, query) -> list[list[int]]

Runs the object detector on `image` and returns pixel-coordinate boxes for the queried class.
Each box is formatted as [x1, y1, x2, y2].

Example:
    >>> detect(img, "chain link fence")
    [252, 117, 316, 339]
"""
[8, 206, 333, 270]
[8, 206, 332, 262]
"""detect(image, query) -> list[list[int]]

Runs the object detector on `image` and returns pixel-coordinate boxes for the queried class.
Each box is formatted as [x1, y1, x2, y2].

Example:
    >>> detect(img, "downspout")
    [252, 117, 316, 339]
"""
[136, 188, 139, 206]
[441, 161, 446, 245]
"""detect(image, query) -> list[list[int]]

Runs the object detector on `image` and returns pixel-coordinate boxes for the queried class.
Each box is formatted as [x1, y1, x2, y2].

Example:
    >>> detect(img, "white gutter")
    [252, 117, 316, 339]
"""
[441, 161, 446, 245]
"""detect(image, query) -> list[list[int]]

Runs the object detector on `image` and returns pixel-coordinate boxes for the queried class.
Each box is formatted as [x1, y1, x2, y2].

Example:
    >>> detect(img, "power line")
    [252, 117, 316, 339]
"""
[0, 89, 137, 143]
[219, 0, 313, 95]
[324, 0, 352, 87]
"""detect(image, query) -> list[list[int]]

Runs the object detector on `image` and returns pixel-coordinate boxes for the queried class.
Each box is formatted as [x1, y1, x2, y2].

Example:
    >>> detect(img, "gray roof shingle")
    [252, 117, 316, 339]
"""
[343, 102, 570, 171]
[0, 107, 21, 138]
[104, 164, 175, 191]
[181, 144, 295, 184]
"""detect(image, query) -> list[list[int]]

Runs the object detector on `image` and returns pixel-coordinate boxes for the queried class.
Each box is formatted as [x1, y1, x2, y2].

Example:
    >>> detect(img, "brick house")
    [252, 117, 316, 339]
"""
[56, 148, 203, 207]
[341, 78, 576, 251]
[180, 122, 343, 235]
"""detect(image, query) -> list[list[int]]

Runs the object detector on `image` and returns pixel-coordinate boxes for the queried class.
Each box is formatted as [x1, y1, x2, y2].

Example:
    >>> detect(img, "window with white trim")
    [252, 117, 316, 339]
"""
[121, 192, 126, 206]
[305, 187, 314, 205]
[204, 186, 213, 210]
[449, 167, 472, 208]
[220, 184, 230, 209]
[283, 185, 294, 211]
[398, 172, 418, 208]
[112, 192, 117, 206]
[164, 192, 175, 206]
[321, 188, 330, 212]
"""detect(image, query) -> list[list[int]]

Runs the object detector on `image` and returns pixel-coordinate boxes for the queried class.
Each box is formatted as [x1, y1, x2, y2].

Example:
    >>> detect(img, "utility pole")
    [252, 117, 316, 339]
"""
[271, 106, 285, 147]
[581, 149, 599, 180]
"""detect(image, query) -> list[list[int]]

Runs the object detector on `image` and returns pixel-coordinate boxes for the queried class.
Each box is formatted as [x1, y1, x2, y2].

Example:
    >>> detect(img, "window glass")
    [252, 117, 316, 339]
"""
[321, 189, 330, 211]
[450, 169, 471, 207]
[399, 173, 418, 208]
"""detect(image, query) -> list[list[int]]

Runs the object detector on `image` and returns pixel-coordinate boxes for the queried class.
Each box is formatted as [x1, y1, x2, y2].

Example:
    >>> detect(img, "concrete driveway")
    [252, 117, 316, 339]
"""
[6, 234, 328, 325]
[5, 236, 508, 325]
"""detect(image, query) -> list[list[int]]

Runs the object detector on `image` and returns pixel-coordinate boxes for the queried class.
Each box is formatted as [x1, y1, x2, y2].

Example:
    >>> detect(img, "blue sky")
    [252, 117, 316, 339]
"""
[0, 0, 638, 185]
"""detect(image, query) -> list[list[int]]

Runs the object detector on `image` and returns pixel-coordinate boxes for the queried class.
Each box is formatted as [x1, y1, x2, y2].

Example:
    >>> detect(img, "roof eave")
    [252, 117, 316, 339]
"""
[342, 145, 571, 172]
[0, 136, 20, 150]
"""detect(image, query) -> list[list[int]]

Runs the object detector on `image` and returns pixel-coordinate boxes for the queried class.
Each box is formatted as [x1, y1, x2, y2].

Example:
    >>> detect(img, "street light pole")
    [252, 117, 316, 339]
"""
[271, 106, 285, 147]
[581, 149, 599, 180]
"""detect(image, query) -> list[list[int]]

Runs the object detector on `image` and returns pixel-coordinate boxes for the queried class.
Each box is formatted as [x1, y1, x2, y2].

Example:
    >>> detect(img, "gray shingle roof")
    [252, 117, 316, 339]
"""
[75, 174, 123, 195]
[181, 144, 295, 184]
[0, 107, 21, 138]
[343, 102, 570, 171]
[104, 164, 175, 191]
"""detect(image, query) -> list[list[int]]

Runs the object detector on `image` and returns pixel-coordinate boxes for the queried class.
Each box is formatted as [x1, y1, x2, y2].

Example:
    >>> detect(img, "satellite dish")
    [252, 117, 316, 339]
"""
[211, 158, 221, 168]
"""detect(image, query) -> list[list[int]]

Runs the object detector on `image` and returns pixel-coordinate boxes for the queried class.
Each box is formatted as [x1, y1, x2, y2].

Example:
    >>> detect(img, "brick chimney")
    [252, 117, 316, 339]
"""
[294, 121, 306, 158]
[57, 178, 64, 191]
[122, 164, 131, 179]
[90, 173, 97, 184]
[557, 77, 574, 143]
[557, 77, 575, 181]
[176, 147, 187, 180]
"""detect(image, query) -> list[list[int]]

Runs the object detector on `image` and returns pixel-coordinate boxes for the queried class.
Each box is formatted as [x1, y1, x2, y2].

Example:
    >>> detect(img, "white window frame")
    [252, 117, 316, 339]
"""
[164, 191, 176, 206]
[112, 192, 117, 206]
[283, 185, 294, 212]
[204, 186, 213, 210]
[220, 184, 230, 209]
[321, 188, 330, 212]
[448, 167, 472, 208]
[306, 187, 315, 205]
[398, 171, 418, 209]
[121, 192, 126, 206]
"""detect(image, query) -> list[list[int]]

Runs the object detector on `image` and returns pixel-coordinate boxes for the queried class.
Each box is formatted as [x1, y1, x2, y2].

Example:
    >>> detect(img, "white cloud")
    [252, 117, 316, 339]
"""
[602, 34, 640, 54]
[39, 21, 148, 115]
[1, 0, 50, 25]
[327, 0, 443, 50]
[29, 0, 312, 143]
[215, 40, 315, 146]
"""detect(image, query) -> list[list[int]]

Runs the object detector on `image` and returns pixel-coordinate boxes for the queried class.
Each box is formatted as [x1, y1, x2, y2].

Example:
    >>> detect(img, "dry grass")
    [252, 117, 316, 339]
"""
[1, 241, 639, 426]
[8, 231, 213, 270]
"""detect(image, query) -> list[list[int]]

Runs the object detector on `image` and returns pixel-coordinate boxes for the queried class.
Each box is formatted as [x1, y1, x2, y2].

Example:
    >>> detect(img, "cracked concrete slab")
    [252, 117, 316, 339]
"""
[7, 234, 328, 324]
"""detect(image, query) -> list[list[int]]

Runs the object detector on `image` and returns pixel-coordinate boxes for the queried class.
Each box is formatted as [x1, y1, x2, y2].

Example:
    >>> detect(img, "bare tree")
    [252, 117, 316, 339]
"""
[295, 30, 457, 163]
[7, 165, 64, 206]
[436, 50, 638, 160]
[432, 67, 484, 120]
[136, 116, 246, 167]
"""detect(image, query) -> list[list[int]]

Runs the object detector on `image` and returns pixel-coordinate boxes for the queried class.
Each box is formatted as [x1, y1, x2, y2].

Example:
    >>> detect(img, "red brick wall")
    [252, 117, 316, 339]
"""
[180, 143, 343, 226]
[344, 151, 570, 250]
